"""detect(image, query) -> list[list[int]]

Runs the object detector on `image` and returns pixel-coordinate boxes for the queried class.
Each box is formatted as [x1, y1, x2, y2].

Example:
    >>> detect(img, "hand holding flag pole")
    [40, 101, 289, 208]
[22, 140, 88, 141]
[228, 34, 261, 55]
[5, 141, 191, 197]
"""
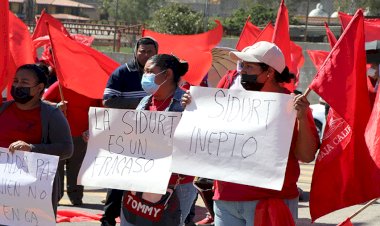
[46, 22, 67, 116]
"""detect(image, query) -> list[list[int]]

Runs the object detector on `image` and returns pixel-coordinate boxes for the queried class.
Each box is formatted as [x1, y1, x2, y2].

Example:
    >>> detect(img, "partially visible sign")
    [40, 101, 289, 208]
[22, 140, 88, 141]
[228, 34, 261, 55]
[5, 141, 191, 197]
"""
[0, 148, 59, 226]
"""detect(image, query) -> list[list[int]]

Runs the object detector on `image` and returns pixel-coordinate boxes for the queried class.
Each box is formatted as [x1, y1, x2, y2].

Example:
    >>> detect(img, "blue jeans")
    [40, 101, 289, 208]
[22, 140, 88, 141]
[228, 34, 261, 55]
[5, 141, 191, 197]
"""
[213, 198, 298, 226]
[120, 182, 197, 226]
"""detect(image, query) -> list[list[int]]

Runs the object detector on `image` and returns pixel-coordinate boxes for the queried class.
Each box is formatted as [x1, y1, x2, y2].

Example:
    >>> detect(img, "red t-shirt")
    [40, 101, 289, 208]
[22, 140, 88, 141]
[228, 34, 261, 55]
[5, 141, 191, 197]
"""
[148, 96, 194, 185]
[0, 103, 42, 148]
[43, 82, 102, 137]
[213, 111, 317, 201]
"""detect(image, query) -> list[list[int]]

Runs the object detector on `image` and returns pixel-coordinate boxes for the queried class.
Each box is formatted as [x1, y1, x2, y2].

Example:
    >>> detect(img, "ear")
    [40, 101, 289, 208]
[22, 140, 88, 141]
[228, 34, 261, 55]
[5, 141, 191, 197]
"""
[36, 83, 45, 94]
[166, 68, 174, 80]
[267, 67, 276, 78]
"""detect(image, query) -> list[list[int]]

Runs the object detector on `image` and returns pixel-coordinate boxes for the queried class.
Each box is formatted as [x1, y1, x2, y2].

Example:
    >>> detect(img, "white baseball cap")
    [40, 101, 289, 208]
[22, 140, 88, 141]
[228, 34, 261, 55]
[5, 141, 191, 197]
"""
[229, 41, 286, 73]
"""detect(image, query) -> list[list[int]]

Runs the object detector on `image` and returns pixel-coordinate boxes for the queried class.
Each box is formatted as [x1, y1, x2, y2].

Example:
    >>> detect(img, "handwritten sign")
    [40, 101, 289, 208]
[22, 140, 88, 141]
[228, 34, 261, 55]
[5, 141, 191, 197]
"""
[0, 148, 59, 226]
[172, 87, 296, 190]
[78, 107, 182, 194]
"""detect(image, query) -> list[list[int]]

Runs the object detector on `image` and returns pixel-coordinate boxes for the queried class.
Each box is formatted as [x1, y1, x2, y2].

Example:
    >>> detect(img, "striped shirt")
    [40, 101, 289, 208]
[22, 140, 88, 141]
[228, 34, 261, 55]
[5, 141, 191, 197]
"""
[103, 60, 147, 102]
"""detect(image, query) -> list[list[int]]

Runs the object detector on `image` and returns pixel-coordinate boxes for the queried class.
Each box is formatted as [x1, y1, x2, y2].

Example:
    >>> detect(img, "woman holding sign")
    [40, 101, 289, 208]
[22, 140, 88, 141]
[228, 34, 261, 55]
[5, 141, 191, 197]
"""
[120, 54, 197, 226]
[0, 64, 73, 216]
[182, 41, 319, 225]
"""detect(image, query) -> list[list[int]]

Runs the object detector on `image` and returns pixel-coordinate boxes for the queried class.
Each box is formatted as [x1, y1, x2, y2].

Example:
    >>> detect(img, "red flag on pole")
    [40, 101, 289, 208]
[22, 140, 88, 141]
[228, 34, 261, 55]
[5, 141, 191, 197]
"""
[324, 22, 337, 48]
[365, 89, 380, 168]
[339, 11, 380, 42]
[47, 25, 119, 99]
[32, 10, 70, 48]
[272, 0, 296, 91]
[253, 22, 274, 43]
[0, 0, 9, 94]
[272, 0, 291, 72]
[309, 9, 380, 221]
[142, 21, 223, 85]
[235, 16, 261, 51]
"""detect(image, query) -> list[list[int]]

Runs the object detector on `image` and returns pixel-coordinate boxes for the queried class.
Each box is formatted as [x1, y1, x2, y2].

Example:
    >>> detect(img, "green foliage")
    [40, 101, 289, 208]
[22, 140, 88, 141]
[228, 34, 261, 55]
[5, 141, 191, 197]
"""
[147, 3, 206, 34]
[223, 4, 277, 35]
[101, 0, 164, 24]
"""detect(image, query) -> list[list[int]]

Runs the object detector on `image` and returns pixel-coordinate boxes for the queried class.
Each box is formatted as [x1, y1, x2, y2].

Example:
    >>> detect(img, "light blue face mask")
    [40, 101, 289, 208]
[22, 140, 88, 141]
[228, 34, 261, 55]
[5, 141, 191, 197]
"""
[141, 70, 166, 95]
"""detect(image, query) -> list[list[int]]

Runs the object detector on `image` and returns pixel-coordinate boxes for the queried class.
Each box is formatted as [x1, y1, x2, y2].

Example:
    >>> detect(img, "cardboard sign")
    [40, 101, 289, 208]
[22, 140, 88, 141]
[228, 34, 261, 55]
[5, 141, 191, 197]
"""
[0, 148, 59, 226]
[78, 108, 182, 194]
[172, 87, 296, 190]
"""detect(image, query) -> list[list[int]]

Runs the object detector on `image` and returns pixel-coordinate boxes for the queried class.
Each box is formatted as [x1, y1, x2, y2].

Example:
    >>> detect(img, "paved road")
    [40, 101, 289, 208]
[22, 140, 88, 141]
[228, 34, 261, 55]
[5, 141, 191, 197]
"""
[57, 162, 380, 226]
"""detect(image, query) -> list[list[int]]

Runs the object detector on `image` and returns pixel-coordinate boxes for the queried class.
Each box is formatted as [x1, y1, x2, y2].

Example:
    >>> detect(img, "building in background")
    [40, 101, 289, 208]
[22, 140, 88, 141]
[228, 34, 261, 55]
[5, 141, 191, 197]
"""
[9, 0, 96, 22]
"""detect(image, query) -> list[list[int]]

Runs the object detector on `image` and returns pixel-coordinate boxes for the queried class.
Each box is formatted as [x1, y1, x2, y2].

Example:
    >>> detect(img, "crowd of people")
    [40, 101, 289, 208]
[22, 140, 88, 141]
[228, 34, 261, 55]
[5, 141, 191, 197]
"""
[1, 34, 378, 226]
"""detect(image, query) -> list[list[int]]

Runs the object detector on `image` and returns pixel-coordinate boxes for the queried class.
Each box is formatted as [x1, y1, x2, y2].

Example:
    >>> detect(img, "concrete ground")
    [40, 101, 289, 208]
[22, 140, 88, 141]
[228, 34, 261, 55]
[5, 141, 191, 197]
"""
[57, 162, 380, 226]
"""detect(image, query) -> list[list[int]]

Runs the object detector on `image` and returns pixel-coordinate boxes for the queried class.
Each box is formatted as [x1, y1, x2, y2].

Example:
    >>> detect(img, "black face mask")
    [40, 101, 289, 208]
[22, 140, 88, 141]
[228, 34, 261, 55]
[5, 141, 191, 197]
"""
[240, 74, 265, 91]
[11, 86, 34, 104]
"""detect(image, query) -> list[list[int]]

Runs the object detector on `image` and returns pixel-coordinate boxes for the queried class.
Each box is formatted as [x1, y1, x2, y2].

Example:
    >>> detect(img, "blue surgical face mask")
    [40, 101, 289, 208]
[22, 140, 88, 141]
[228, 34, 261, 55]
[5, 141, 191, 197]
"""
[141, 70, 166, 95]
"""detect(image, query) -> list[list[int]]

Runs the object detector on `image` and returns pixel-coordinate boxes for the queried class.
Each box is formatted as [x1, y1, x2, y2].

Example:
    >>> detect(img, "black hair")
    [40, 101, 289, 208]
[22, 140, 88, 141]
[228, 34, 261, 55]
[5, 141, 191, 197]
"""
[257, 63, 293, 83]
[137, 37, 159, 52]
[149, 54, 189, 84]
[35, 62, 49, 77]
[16, 64, 48, 87]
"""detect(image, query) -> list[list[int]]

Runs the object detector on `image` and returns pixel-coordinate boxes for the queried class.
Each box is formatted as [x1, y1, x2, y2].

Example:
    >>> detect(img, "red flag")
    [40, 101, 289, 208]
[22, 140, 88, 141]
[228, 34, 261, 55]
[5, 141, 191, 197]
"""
[338, 218, 353, 226]
[0, 0, 9, 93]
[365, 89, 380, 168]
[9, 12, 35, 67]
[6, 11, 36, 100]
[32, 10, 70, 48]
[309, 9, 380, 221]
[272, 0, 296, 91]
[142, 21, 223, 85]
[272, 0, 291, 73]
[289, 42, 304, 87]
[307, 50, 329, 71]
[72, 34, 95, 46]
[253, 22, 274, 43]
[48, 25, 119, 99]
[324, 22, 337, 48]
[339, 11, 380, 42]
[236, 16, 261, 51]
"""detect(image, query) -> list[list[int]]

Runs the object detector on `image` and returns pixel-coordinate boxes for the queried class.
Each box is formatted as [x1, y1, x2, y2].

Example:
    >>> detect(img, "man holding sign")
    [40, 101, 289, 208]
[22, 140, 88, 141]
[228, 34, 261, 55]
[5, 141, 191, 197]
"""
[178, 41, 319, 225]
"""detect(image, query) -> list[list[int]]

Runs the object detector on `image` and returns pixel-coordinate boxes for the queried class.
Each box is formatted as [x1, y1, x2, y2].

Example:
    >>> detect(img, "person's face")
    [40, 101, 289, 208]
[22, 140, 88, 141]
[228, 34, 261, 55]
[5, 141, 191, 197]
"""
[13, 70, 44, 97]
[144, 60, 168, 86]
[241, 62, 267, 82]
[136, 44, 157, 67]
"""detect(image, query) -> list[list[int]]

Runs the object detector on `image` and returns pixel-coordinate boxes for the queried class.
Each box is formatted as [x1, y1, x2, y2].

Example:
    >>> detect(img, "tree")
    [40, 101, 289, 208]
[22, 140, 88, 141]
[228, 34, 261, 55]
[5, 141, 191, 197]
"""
[100, 0, 164, 24]
[147, 3, 206, 34]
[222, 4, 277, 35]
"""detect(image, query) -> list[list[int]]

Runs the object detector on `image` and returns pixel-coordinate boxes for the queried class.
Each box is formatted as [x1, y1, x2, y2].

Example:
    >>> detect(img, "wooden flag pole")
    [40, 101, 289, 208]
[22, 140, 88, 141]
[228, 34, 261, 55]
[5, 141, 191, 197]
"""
[303, 87, 311, 97]
[46, 22, 67, 116]
[57, 83, 67, 116]
[348, 198, 378, 221]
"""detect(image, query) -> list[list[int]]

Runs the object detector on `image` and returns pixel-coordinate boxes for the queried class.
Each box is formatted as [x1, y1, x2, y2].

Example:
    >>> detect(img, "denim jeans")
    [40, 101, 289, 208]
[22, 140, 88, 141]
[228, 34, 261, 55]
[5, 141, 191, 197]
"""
[120, 182, 197, 226]
[213, 198, 298, 226]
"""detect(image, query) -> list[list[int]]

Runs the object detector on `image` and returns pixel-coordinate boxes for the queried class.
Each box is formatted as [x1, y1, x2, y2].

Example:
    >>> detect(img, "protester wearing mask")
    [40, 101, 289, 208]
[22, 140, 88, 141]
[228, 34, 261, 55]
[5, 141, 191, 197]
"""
[182, 41, 319, 225]
[0, 64, 73, 216]
[120, 54, 197, 226]
[100, 37, 158, 226]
